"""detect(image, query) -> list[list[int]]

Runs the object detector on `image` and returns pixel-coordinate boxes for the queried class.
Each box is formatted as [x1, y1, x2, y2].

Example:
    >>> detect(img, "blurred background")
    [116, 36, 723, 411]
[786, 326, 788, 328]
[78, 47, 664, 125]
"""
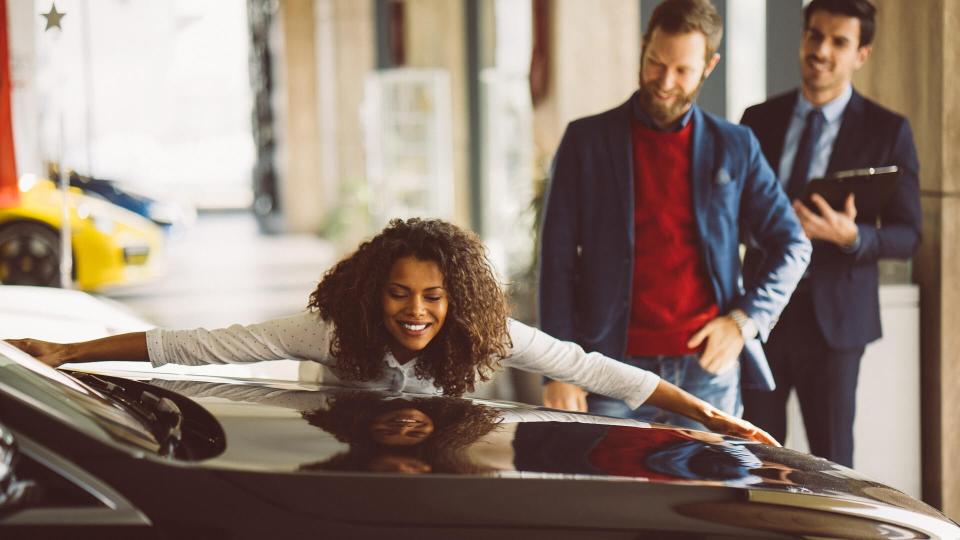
[1, 0, 958, 515]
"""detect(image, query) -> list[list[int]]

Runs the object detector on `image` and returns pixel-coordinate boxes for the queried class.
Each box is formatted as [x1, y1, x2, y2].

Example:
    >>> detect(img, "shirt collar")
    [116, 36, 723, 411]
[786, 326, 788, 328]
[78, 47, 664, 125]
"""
[794, 84, 852, 124]
[630, 90, 695, 132]
[384, 351, 418, 371]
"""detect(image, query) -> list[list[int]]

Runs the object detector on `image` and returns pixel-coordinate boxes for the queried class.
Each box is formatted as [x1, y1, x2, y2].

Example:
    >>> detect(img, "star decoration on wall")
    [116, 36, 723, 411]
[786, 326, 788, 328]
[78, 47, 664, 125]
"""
[41, 3, 66, 31]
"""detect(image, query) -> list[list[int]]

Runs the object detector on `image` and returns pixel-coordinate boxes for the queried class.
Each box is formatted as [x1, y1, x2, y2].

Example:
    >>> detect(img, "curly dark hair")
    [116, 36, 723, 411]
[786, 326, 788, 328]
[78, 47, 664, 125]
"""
[307, 218, 512, 396]
[303, 392, 501, 449]
[300, 392, 502, 474]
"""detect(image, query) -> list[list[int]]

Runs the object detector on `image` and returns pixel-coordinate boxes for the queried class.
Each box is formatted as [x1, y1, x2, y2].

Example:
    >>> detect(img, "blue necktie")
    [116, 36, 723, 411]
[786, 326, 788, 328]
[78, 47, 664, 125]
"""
[786, 108, 826, 200]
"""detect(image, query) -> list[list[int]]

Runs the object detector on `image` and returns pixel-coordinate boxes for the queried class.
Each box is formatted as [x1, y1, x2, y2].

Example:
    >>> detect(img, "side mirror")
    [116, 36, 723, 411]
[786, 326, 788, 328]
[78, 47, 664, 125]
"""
[0, 422, 37, 516]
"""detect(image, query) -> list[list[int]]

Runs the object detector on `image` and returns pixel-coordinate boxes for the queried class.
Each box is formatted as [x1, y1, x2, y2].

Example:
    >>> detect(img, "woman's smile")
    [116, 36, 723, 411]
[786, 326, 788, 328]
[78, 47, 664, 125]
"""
[397, 321, 431, 335]
[370, 407, 436, 446]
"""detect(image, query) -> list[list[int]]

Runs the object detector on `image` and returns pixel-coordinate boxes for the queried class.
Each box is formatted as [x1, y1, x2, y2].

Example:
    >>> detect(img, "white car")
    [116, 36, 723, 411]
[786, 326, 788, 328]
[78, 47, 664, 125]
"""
[0, 285, 300, 380]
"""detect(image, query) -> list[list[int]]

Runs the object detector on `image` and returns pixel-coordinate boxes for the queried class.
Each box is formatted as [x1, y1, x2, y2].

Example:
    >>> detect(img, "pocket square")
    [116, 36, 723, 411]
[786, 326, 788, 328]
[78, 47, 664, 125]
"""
[714, 168, 732, 186]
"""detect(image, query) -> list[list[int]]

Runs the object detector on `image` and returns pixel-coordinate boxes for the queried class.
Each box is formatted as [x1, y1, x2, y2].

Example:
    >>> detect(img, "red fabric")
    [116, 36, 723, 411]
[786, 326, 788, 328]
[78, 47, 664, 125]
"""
[0, 0, 18, 208]
[626, 120, 718, 356]
[588, 427, 695, 480]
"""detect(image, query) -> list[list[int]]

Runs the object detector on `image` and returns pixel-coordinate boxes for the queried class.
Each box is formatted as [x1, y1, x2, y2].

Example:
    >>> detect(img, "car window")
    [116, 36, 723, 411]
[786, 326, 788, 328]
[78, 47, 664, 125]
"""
[0, 343, 159, 454]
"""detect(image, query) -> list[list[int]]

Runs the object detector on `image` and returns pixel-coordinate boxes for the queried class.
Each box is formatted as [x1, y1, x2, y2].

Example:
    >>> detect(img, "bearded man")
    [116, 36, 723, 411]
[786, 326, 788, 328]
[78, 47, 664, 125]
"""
[538, 0, 811, 428]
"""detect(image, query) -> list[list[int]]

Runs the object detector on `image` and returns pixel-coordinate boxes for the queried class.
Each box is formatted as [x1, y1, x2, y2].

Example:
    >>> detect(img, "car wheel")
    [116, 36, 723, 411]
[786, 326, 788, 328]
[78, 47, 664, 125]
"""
[0, 222, 63, 287]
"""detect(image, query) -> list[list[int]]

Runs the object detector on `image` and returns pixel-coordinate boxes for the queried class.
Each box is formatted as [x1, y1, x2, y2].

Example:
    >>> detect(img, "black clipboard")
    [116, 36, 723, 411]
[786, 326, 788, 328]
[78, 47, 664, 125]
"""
[802, 166, 899, 219]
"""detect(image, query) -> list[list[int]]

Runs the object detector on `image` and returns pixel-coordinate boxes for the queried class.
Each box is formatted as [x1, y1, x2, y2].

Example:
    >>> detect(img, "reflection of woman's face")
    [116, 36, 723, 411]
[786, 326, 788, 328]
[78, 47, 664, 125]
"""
[381, 256, 449, 364]
[370, 407, 435, 446]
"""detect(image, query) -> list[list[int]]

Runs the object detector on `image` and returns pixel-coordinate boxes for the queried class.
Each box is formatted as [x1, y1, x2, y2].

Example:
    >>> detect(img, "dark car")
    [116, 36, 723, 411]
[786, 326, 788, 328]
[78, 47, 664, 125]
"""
[0, 341, 956, 539]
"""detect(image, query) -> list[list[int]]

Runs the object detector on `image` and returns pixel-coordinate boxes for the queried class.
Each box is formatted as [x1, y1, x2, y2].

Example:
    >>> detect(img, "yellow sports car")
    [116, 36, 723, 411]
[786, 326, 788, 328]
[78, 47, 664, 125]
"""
[0, 176, 165, 291]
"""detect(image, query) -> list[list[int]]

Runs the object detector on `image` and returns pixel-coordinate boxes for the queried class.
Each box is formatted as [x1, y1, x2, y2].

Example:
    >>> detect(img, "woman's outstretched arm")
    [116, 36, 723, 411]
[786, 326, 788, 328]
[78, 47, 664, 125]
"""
[7, 312, 334, 370]
[642, 378, 778, 445]
[6, 333, 149, 367]
[503, 319, 778, 446]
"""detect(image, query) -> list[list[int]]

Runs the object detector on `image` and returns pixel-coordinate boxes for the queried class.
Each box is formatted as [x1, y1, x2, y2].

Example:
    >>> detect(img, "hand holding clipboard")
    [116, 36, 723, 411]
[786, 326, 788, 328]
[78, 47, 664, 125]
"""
[800, 166, 899, 220]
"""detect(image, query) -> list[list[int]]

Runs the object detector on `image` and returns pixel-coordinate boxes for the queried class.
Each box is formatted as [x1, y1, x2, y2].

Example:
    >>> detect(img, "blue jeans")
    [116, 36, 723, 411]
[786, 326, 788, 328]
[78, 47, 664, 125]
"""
[587, 354, 742, 431]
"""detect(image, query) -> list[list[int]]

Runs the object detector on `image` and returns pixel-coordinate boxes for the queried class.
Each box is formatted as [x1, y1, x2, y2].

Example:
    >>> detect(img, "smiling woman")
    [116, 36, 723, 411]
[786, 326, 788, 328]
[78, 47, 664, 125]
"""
[307, 219, 509, 397]
[6, 218, 775, 444]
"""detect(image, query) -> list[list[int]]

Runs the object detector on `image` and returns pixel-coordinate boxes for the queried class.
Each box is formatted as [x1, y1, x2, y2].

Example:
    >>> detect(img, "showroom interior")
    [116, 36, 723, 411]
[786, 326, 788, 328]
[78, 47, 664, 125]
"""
[1, 0, 958, 522]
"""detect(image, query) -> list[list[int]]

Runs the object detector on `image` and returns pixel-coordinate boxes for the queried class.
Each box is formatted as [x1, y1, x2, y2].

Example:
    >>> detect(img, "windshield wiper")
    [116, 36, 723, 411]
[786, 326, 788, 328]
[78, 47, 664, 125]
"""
[72, 374, 183, 458]
[138, 390, 183, 458]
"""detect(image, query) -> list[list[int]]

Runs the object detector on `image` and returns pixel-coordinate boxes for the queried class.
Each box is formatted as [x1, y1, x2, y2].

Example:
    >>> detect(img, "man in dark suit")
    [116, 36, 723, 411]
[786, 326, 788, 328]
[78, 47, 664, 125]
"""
[538, 0, 811, 429]
[740, 0, 921, 467]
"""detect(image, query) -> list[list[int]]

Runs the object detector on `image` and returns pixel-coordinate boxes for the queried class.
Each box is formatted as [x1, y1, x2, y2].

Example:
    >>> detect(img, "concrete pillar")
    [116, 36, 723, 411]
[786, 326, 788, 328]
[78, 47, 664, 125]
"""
[314, 0, 375, 247]
[403, 0, 471, 228]
[532, 0, 639, 170]
[272, 0, 374, 237]
[854, 0, 960, 517]
[275, 0, 323, 233]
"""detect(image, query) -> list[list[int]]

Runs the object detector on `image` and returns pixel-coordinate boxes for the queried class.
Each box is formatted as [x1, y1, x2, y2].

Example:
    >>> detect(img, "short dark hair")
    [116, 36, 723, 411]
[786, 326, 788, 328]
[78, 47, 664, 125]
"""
[643, 0, 723, 60]
[803, 0, 876, 47]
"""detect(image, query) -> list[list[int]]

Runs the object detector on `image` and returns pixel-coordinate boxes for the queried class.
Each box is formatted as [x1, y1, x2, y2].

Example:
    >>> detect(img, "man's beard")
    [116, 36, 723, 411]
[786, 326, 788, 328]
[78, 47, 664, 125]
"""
[638, 74, 706, 127]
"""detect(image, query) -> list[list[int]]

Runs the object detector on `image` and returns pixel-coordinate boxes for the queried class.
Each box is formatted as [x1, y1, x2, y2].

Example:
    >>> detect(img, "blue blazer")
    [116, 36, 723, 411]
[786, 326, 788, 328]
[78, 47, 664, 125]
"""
[539, 94, 811, 391]
[740, 89, 922, 349]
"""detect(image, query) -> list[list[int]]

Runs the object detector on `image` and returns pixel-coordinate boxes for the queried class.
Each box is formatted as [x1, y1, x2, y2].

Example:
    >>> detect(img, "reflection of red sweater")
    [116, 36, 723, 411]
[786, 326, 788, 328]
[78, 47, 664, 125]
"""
[588, 427, 695, 480]
[626, 120, 718, 356]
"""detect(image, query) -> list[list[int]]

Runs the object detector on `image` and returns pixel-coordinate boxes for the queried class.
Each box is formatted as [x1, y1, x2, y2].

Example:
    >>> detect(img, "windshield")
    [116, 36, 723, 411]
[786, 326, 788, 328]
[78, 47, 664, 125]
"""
[0, 341, 160, 454]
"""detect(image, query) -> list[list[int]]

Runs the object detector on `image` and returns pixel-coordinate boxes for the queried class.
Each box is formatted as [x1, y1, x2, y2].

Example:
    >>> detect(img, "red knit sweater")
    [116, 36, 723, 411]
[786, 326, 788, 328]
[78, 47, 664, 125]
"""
[588, 427, 698, 480]
[626, 119, 718, 356]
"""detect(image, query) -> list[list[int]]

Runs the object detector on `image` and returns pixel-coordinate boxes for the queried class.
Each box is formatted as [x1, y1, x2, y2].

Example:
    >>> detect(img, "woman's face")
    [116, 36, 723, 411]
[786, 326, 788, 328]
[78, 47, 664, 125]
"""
[382, 256, 448, 363]
[370, 407, 436, 446]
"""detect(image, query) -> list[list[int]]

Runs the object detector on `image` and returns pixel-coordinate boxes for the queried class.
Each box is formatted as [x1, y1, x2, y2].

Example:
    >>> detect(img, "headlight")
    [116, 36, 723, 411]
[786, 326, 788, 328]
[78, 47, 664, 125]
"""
[18, 174, 38, 192]
[91, 215, 116, 234]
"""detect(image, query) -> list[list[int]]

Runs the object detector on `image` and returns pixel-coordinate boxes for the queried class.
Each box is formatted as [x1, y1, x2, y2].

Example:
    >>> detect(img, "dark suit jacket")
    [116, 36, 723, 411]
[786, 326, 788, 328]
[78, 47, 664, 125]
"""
[538, 93, 811, 391]
[740, 89, 922, 350]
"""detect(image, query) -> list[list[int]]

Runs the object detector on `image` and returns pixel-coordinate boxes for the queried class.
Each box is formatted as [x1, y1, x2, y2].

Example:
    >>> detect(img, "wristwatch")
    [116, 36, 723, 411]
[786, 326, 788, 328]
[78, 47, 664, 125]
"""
[728, 309, 758, 340]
